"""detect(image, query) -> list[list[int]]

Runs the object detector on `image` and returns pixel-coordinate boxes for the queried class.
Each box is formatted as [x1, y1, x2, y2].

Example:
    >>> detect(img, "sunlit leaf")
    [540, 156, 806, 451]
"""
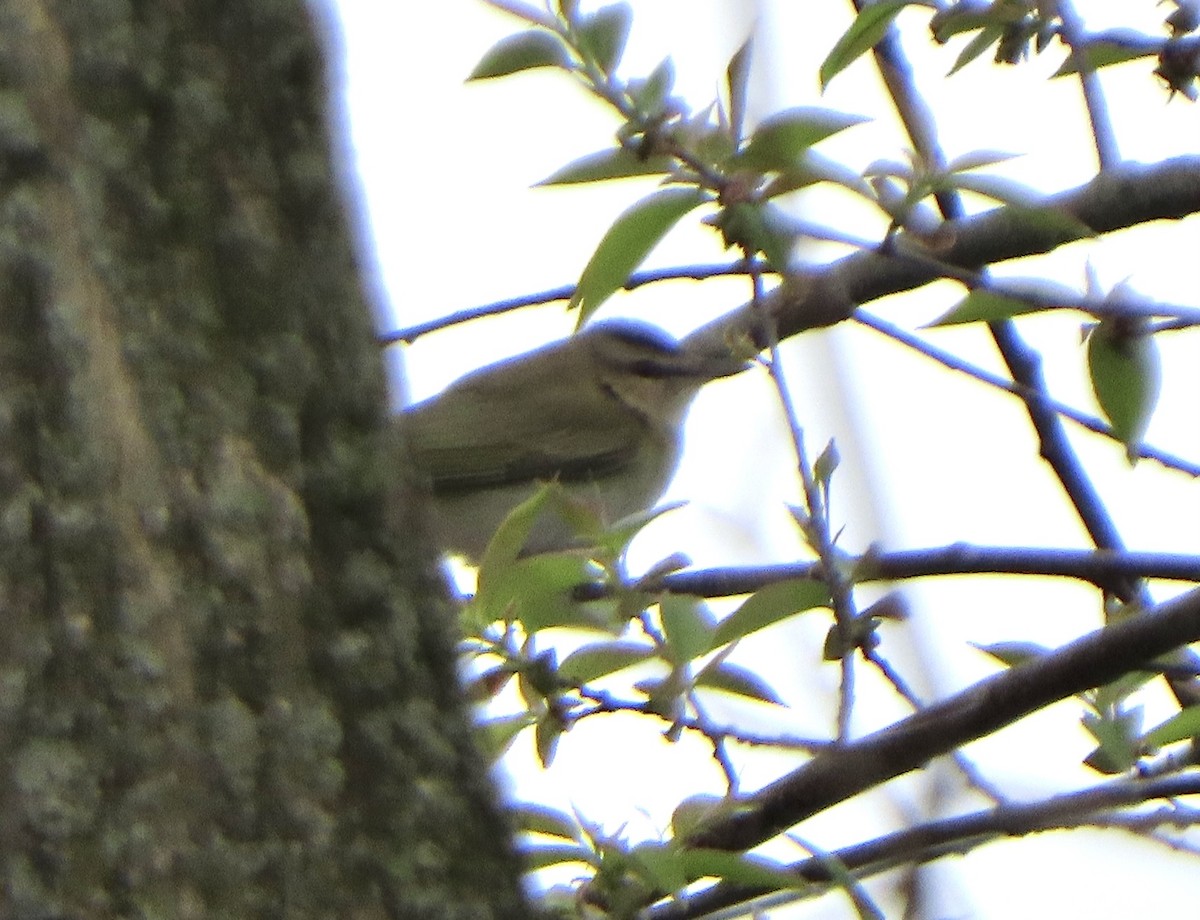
[814, 438, 840, 493]
[820, 0, 914, 89]
[588, 500, 687, 559]
[948, 24, 1004, 74]
[736, 107, 867, 172]
[519, 843, 597, 870]
[477, 712, 536, 761]
[478, 0, 558, 28]
[695, 661, 783, 705]
[558, 640, 656, 684]
[468, 31, 571, 81]
[477, 483, 554, 572]
[943, 172, 1038, 205]
[762, 149, 873, 200]
[469, 487, 604, 630]
[822, 616, 881, 661]
[1082, 706, 1142, 774]
[659, 595, 716, 664]
[536, 147, 674, 185]
[676, 849, 801, 889]
[512, 803, 581, 841]
[726, 36, 753, 145]
[630, 842, 687, 894]
[576, 3, 632, 73]
[631, 57, 675, 116]
[570, 187, 711, 321]
[929, 289, 1045, 326]
[972, 640, 1051, 668]
[462, 665, 514, 702]
[1087, 320, 1162, 463]
[535, 713, 563, 767]
[1054, 35, 1158, 76]
[946, 149, 1021, 172]
[670, 794, 727, 839]
[930, 2, 995, 42]
[713, 579, 830, 647]
[1141, 705, 1200, 750]
[715, 201, 794, 271]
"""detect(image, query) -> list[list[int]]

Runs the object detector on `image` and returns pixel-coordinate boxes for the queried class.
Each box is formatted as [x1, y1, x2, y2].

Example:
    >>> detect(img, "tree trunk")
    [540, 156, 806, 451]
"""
[0, 4, 526, 917]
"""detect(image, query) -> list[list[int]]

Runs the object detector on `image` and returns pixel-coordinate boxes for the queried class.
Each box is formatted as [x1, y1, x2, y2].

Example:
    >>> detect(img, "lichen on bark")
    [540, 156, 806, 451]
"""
[0, 3, 526, 917]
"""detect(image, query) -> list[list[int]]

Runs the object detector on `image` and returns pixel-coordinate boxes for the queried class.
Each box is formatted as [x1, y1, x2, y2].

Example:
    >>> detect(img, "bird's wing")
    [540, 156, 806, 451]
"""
[404, 372, 646, 495]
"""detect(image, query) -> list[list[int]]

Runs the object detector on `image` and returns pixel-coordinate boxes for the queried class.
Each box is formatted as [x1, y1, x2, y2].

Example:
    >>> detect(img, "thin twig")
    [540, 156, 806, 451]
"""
[571, 546, 1200, 602]
[1052, 0, 1121, 169]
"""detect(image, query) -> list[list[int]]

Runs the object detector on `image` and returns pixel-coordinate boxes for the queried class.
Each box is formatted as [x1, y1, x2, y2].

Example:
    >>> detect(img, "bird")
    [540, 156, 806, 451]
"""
[401, 319, 748, 562]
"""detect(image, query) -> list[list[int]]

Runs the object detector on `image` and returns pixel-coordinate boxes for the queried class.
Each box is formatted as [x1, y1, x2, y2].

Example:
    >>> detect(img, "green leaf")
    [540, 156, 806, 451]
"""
[714, 201, 794, 271]
[535, 713, 563, 767]
[477, 483, 555, 572]
[468, 31, 571, 81]
[725, 36, 753, 145]
[478, 551, 598, 632]
[469, 487, 604, 630]
[1089, 670, 1155, 712]
[569, 187, 710, 321]
[478, 0, 557, 28]
[929, 289, 1045, 326]
[713, 579, 829, 647]
[931, 3, 996, 42]
[558, 640, 655, 684]
[822, 616, 881, 661]
[695, 661, 783, 706]
[630, 57, 675, 117]
[820, 0, 914, 89]
[477, 712, 537, 761]
[462, 665, 514, 702]
[1141, 705, 1200, 751]
[814, 438, 840, 493]
[945, 149, 1021, 172]
[629, 842, 688, 894]
[519, 843, 598, 871]
[512, 803, 580, 841]
[972, 640, 1051, 668]
[762, 149, 873, 200]
[670, 794, 728, 839]
[948, 24, 1004, 75]
[736, 107, 867, 172]
[1082, 706, 1142, 774]
[1086, 320, 1162, 463]
[536, 147, 674, 185]
[576, 3, 632, 73]
[658, 595, 716, 664]
[1054, 37, 1158, 76]
[588, 500, 686, 560]
[675, 849, 801, 890]
[942, 172, 1037, 205]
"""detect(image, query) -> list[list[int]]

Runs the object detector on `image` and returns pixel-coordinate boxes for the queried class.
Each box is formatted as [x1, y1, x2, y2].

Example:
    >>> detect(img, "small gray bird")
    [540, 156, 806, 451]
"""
[402, 320, 747, 561]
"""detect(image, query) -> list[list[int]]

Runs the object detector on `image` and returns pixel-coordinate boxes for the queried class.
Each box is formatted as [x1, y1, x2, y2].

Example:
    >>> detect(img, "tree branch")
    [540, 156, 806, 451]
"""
[688, 156, 1200, 349]
[573, 546, 1200, 601]
[679, 586, 1200, 852]
[649, 772, 1200, 919]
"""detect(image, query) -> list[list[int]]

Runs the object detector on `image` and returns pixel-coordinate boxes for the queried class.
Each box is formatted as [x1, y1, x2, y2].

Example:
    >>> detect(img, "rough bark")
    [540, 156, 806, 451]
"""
[0, 3, 525, 917]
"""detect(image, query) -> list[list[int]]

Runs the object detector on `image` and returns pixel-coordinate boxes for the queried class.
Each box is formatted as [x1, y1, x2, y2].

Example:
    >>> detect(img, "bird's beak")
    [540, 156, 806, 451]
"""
[685, 349, 754, 381]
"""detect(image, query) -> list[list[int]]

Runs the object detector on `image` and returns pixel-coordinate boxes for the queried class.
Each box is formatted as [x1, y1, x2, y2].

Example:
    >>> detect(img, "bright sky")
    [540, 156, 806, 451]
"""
[330, 1, 1200, 916]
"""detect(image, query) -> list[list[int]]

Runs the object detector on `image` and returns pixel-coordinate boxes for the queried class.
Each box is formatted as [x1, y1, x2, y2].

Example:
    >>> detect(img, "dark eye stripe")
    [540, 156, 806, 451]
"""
[629, 358, 694, 378]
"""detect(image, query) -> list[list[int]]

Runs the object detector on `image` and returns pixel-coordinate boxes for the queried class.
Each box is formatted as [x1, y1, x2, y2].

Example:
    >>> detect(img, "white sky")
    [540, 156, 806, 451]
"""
[330, 1, 1200, 916]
